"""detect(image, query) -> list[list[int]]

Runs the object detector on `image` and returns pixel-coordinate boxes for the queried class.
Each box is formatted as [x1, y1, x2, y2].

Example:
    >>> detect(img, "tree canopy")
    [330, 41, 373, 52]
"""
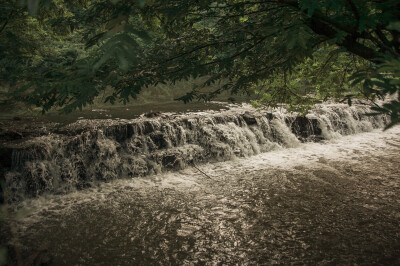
[1, 0, 399, 127]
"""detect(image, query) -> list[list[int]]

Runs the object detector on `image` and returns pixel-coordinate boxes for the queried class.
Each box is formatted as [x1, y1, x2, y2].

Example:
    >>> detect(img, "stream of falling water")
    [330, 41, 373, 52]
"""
[2, 126, 400, 264]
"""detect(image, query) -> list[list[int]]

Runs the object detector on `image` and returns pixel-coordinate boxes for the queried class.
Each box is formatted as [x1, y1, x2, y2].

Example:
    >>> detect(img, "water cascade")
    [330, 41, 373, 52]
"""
[1, 103, 387, 201]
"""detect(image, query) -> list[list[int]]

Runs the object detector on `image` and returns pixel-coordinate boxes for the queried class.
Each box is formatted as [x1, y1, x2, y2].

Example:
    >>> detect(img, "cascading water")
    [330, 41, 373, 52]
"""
[1, 103, 388, 201]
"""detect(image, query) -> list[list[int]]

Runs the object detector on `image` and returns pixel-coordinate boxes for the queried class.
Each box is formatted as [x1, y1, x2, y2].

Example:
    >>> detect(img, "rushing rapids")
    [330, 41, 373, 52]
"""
[1, 103, 388, 200]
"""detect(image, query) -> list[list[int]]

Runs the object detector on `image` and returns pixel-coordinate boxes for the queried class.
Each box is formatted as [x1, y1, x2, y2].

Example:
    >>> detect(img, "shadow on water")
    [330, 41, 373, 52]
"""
[0, 101, 228, 125]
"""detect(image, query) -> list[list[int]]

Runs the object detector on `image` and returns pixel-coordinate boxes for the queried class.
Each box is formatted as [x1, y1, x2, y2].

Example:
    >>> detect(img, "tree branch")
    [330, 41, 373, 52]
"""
[279, 0, 357, 35]
[0, 19, 8, 34]
[346, 0, 360, 29]
[375, 26, 392, 49]
[162, 41, 235, 64]
[307, 17, 382, 63]
[279, 0, 382, 63]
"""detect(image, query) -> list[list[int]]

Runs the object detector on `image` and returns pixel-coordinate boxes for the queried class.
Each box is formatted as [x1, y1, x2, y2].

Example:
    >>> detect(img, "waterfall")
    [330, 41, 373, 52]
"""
[1, 103, 388, 201]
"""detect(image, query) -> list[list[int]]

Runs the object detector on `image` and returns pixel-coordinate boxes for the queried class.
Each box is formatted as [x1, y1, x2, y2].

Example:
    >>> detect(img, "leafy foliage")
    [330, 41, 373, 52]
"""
[350, 55, 400, 129]
[251, 45, 371, 113]
[1, 0, 400, 125]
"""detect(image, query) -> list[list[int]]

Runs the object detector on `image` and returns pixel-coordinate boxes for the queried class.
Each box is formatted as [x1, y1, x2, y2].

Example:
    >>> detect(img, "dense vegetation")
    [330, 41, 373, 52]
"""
[1, 0, 399, 127]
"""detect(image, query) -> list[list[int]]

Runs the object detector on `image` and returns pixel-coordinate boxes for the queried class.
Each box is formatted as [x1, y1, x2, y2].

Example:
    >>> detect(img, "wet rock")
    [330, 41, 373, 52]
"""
[290, 117, 322, 140]
[76, 161, 87, 181]
[150, 132, 169, 149]
[126, 124, 135, 138]
[0, 169, 4, 204]
[105, 124, 135, 142]
[162, 153, 182, 169]
[24, 248, 52, 265]
[242, 112, 257, 125]
[4, 245, 52, 265]
[183, 119, 197, 130]
[0, 131, 23, 141]
[266, 113, 274, 120]
[11, 144, 51, 167]
[144, 111, 162, 118]
[143, 121, 156, 135]
[213, 115, 226, 124]
[0, 146, 13, 168]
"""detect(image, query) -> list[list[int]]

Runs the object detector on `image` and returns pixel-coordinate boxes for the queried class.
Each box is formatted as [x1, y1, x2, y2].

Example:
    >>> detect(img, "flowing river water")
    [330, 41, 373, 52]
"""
[1, 103, 400, 264]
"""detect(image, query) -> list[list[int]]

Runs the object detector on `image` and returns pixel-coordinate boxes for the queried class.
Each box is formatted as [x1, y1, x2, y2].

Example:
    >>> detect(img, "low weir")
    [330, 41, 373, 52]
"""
[0, 103, 388, 201]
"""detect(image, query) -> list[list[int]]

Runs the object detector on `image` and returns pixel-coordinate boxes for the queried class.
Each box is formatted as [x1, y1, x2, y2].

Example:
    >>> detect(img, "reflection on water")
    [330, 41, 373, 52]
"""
[4, 128, 400, 264]
[0, 101, 228, 125]
[46, 101, 229, 124]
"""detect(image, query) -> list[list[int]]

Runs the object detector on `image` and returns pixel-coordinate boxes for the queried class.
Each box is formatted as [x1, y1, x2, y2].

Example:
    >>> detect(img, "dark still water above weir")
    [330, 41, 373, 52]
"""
[0, 101, 228, 124]
[1, 103, 400, 264]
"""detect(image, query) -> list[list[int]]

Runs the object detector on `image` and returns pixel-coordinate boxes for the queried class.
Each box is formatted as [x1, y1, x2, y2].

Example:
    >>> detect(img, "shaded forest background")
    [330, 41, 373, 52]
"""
[0, 0, 399, 127]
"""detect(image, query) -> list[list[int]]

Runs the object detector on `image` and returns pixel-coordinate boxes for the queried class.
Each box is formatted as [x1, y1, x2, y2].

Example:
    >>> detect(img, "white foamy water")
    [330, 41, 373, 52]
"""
[11, 126, 400, 226]
[2, 105, 399, 264]
[4, 103, 388, 201]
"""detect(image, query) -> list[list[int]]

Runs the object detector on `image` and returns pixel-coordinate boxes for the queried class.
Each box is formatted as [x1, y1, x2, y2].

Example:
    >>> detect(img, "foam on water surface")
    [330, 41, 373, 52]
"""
[2, 124, 399, 264]
[3, 103, 388, 201]
[10, 125, 400, 226]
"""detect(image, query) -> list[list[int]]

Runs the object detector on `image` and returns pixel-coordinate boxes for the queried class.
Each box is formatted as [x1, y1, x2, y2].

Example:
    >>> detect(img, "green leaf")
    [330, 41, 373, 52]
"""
[136, 0, 146, 8]
[334, 31, 348, 44]
[387, 21, 400, 32]
[117, 53, 129, 70]
[0, 247, 7, 265]
[27, 0, 40, 16]
[300, 0, 320, 17]
[125, 25, 151, 41]
[324, 0, 344, 11]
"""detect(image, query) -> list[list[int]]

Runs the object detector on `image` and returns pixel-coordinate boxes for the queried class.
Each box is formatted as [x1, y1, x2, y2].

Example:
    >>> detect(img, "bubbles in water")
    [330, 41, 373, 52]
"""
[4, 103, 388, 200]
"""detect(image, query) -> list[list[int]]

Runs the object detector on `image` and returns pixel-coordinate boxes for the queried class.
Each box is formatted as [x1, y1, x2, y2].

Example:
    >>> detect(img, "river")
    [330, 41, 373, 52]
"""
[1, 103, 399, 264]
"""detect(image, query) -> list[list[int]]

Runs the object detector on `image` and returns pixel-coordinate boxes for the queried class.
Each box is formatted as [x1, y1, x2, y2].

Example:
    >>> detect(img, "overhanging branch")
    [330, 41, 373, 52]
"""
[279, 0, 383, 64]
